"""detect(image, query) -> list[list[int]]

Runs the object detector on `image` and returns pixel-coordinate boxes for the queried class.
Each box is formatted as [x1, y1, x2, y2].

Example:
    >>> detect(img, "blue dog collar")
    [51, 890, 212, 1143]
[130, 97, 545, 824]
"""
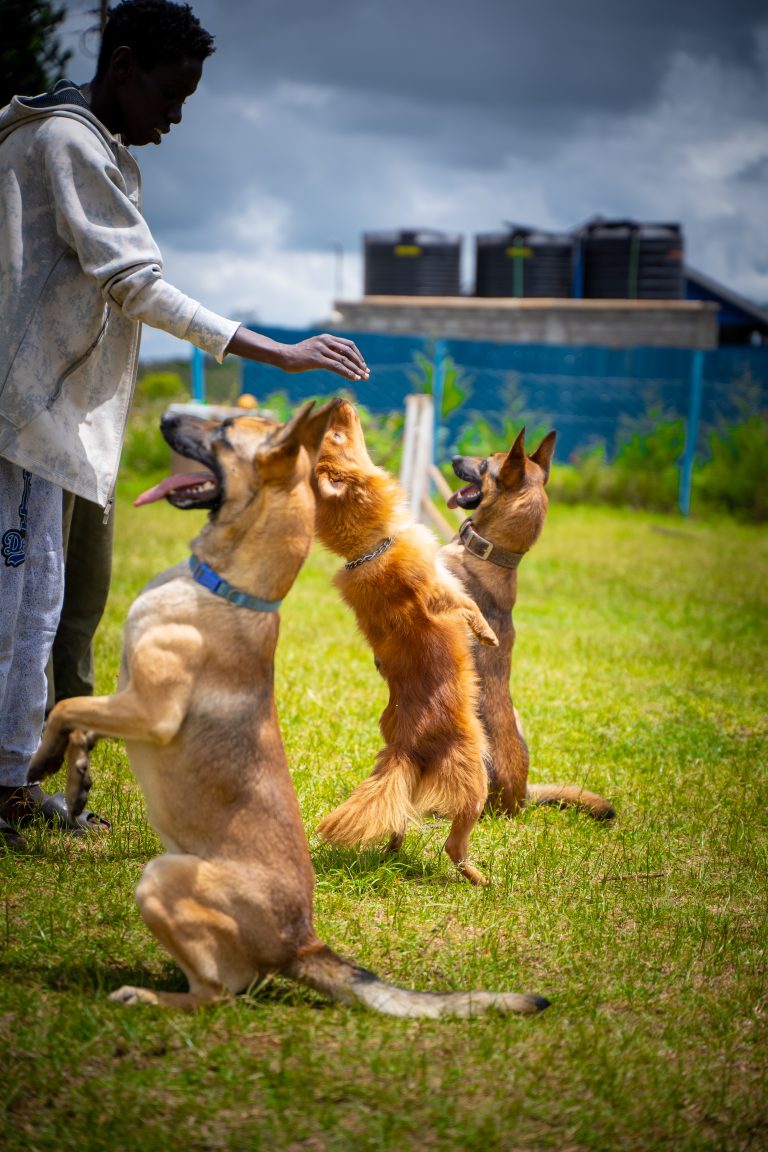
[189, 555, 283, 613]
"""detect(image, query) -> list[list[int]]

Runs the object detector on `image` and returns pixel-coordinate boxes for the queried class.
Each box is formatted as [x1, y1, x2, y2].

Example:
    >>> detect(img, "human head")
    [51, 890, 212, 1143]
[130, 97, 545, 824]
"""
[93, 0, 215, 146]
[96, 0, 215, 81]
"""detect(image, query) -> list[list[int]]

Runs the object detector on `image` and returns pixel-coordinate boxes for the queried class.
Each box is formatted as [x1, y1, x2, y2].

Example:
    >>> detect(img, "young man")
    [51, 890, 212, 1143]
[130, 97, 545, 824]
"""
[0, 0, 369, 849]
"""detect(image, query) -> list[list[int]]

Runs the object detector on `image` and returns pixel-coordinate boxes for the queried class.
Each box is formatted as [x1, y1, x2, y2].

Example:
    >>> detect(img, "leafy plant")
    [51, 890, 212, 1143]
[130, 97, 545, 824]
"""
[548, 442, 617, 506]
[611, 407, 686, 511]
[136, 371, 186, 402]
[696, 410, 768, 521]
[408, 344, 473, 418]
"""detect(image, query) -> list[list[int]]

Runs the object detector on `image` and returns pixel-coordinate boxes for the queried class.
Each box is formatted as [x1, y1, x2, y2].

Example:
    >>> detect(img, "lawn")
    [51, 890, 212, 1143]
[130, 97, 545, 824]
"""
[1, 474, 766, 1151]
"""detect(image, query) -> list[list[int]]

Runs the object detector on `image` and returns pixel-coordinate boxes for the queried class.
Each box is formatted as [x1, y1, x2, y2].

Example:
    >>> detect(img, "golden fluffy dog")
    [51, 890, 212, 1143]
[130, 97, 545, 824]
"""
[313, 399, 498, 885]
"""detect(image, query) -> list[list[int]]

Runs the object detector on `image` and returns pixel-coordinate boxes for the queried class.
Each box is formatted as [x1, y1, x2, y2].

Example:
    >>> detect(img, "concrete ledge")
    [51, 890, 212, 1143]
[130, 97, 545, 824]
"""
[333, 296, 720, 349]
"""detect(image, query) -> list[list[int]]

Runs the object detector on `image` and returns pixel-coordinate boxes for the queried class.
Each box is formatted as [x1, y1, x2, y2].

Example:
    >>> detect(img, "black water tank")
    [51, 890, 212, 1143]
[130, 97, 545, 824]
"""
[475, 226, 574, 297]
[579, 219, 684, 299]
[363, 229, 461, 296]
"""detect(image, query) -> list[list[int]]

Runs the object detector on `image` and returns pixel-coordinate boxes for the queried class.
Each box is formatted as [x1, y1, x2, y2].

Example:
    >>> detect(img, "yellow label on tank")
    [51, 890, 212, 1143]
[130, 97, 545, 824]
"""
[394, 245, 422, 257]
[505, 246, 532, 258]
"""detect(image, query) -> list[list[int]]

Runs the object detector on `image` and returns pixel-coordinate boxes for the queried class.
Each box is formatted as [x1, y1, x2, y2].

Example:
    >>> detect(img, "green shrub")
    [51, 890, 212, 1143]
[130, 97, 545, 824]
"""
[548, 442, 618, 505]
[696, 411, 768, 521]
[610, 408, 686, 511]
[121, 409, 173, 475]
[122, 372, 187, 477]
[136, 371, 186, 401]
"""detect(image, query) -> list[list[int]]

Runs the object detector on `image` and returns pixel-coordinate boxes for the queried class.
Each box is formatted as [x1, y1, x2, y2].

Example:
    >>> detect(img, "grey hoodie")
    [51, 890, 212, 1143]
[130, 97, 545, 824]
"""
[0, 81, 239, 510]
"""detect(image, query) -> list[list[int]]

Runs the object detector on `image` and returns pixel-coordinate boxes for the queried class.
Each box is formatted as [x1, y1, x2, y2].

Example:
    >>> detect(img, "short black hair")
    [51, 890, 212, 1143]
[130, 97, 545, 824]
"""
[96, 0, 215, 80]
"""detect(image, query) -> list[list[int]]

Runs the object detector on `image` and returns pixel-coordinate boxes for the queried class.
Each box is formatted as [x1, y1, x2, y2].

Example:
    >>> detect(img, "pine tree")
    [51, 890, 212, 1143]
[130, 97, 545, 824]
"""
[0, 0, 72, 106]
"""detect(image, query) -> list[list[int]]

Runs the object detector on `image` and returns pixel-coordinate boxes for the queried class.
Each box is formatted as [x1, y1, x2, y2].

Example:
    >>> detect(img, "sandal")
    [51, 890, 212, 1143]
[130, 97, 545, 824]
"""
[0, 814, 28, 851]
[0, 785, 110, 837]
[35, 791, 111, 836]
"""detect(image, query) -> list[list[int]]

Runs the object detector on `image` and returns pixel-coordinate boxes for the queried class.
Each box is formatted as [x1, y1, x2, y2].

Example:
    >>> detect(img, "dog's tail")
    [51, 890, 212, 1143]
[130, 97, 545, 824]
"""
[287, 943, 549, 1019]
[525, 783, 616, 821]
[317, 750, 420, 846]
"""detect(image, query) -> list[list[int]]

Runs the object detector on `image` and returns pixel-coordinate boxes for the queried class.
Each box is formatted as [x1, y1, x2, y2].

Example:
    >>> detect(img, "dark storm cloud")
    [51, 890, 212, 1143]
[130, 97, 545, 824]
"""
[133, 0, 768, 245]
[192, 0, 766, 117]
[54, 0, 768, 348]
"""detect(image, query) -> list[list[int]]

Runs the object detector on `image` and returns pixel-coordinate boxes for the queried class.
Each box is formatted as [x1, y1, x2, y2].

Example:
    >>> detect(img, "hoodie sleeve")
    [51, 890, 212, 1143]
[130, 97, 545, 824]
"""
[40, 117, 240, 362]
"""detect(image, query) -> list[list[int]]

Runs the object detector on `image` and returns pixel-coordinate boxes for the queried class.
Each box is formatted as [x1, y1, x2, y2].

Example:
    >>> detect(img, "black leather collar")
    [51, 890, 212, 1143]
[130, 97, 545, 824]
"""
[459, 519, 525, 570]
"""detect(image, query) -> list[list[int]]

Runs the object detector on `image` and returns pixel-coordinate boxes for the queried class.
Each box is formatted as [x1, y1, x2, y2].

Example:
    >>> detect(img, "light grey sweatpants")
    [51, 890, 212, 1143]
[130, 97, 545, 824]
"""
[0, 458, 64, 787]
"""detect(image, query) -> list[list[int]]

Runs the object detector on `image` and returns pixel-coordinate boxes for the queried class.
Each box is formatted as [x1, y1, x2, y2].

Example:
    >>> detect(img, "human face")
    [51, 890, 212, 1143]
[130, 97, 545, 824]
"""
[117, 54, 203, 147]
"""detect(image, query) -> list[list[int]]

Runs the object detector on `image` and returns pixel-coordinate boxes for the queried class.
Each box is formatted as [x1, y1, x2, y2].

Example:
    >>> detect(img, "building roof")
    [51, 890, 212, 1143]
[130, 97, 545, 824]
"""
[685, 266, 768, 337]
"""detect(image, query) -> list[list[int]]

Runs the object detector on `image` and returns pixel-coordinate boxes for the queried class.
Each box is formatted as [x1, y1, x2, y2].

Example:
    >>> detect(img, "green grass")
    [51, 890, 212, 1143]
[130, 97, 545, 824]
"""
[2, 483, 767, 1151]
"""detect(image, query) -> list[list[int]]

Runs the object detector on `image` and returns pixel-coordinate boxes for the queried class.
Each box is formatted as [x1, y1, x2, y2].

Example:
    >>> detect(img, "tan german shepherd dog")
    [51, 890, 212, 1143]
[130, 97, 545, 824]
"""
[313, 399, 500, 886]
[30, 402, 546, 1017]
[441, 428, 615, 820]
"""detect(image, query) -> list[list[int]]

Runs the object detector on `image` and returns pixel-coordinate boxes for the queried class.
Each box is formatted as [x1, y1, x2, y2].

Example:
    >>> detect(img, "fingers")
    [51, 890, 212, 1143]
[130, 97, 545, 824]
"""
[322, 336, 369, 380]
[296, 335, 370, 381]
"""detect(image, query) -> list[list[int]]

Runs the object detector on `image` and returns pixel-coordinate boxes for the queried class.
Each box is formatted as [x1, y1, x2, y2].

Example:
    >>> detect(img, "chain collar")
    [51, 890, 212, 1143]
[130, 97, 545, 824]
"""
[458, 520, 525, 570]
[345, 536, 395, 570]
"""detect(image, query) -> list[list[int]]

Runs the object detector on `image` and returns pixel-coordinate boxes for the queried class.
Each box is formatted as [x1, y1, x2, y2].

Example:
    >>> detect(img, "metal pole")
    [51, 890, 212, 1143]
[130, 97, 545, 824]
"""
[191, 345, 205, 404]
[679, 348, 704, 515]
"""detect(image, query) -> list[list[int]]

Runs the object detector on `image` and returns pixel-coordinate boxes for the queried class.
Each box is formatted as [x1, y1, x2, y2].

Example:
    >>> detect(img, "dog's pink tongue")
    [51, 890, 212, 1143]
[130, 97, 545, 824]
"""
[134, 472, 213, 507]
[447, 484, 480, 510]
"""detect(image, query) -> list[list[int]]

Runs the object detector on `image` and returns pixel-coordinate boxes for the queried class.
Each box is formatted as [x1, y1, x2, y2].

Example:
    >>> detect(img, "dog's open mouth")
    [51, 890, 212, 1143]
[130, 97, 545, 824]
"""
[447, 483, 483, 510]
[134, 471, 221, 510]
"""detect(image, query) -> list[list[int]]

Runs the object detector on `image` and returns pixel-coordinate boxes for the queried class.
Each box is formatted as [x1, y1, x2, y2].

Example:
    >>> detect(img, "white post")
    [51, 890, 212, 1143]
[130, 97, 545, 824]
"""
[400, 393, 434, 524]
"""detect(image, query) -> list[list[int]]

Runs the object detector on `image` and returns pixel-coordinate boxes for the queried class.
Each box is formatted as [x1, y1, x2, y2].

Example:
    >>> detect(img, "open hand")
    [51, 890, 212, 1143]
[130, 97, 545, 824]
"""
[280, 334, 370, 380]
[226, 326, 370, 382]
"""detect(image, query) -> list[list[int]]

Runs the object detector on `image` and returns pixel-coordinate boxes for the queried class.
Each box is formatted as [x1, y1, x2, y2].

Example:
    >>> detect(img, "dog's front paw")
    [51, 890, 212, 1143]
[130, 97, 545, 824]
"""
[110, 985, 160, 1007]
[477, 628, 499, 648]
[465, 609, 498, 647]
[28, 725, 70, 782]
[64, 730, 96, 820]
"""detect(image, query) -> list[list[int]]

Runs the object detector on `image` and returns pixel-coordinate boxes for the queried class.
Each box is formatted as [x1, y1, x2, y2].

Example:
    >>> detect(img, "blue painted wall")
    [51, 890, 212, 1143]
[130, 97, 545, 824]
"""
[240, 327, 767, 463]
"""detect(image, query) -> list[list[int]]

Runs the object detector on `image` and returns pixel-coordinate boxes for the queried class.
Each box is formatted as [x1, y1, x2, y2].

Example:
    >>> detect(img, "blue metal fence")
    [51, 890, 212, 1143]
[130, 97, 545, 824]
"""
[239, 324, 767, 461]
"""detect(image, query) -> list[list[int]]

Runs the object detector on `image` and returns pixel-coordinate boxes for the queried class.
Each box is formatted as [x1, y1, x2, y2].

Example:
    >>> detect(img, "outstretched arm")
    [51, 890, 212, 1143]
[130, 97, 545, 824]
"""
[225, 326, 369, 383]
[44, 122, 369, 383]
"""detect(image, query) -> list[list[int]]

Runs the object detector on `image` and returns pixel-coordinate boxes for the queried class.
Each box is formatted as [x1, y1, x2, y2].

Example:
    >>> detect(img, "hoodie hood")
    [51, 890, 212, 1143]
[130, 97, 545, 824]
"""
[0, 79, 116, 151]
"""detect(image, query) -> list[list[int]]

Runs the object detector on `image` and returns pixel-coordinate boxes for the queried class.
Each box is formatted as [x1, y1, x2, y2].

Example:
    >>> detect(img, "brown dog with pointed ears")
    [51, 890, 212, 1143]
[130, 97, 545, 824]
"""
[30, 401, 547, 1017]
[442, 427, 615, 821]
[313, 398, 501, 885]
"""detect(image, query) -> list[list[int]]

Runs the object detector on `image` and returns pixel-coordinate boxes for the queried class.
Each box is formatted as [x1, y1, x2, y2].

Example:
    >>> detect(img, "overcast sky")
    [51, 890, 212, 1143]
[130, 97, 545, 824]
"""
[57, 0, 768, 360]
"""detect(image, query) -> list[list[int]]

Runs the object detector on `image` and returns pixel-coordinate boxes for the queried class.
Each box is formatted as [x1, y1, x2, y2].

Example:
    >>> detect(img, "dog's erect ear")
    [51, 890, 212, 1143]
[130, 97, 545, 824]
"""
[262, 399, 340, 467]
[297, 397, 342, 462]
[499, 427, 526, 487]
[530, 430, 557, 484]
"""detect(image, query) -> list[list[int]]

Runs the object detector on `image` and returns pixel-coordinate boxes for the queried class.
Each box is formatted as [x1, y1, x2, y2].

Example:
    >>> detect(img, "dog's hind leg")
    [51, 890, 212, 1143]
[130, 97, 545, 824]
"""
[110, 855, 269, 1011]
[385, 828, 406, 853]
[443, 802, 487, 886]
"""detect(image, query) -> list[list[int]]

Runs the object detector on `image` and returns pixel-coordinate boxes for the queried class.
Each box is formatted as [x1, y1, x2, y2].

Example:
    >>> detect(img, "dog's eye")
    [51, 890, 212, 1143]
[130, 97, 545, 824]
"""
[479, 459, 488, 476]
[332, 431, 345, 444]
